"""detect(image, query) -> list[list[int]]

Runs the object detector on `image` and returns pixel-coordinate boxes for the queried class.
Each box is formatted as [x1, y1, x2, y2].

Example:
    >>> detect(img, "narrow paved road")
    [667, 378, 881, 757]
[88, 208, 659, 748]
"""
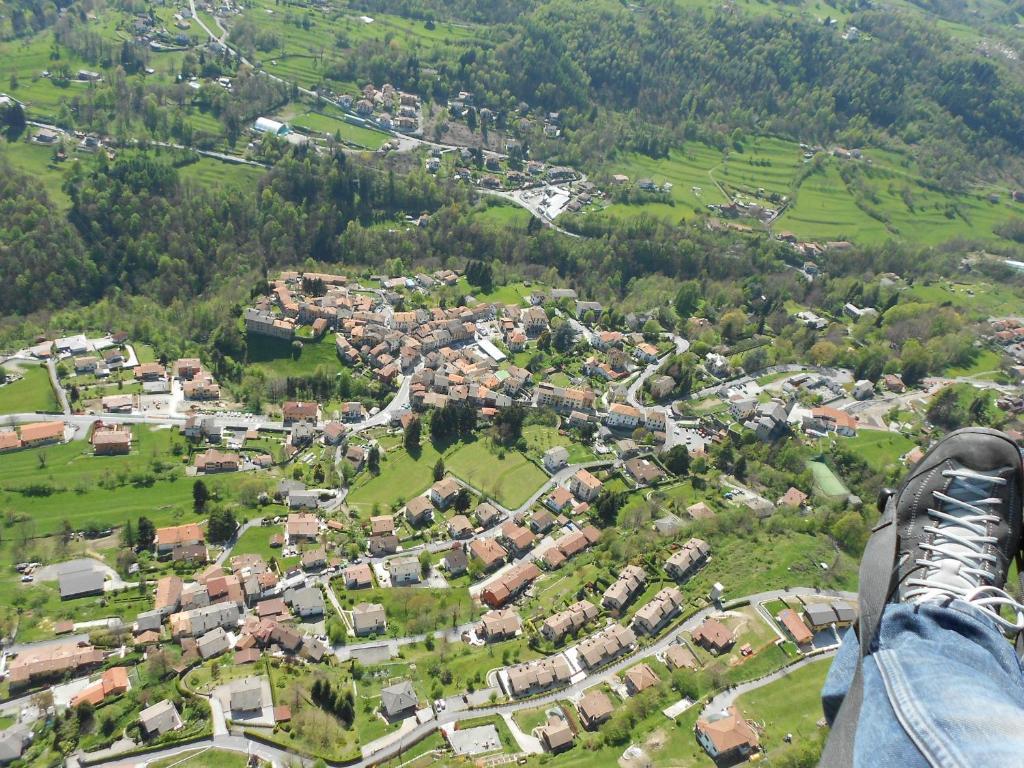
[46, 357, 70, 415]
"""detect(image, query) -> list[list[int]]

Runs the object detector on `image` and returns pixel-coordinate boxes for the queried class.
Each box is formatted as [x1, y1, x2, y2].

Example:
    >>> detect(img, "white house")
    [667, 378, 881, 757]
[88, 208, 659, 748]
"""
[543, 446, 570, 472]
[605, 403, 640, 429]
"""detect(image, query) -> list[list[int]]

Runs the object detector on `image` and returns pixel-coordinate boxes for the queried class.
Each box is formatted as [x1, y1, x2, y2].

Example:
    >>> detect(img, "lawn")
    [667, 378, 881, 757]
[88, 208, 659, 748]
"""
[444, 439, 548, 509]
[245, 333, 342, 379]
[230, 523, 286, 564]
[807, 460, 850, 498]
[150, 750, 251, 768]
[734, 657, 832, 761]
[513, 703, 564, 735]
[346, 440, 443, 515]
[521, 424, 597, 465]
[0, 365, 59, 414]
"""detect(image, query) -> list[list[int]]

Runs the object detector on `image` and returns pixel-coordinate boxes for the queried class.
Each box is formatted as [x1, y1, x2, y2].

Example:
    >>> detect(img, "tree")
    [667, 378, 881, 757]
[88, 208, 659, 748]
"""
[137, 516, 155, 551]
[832, 511, 868, 554]
[551, 322, 575, 353]
[663, 445, 691, 476]
[122, 519, 135, 549]
[595, 490, 624, 526]
[192, 479, 209, 513]
[368, 445, 380, 474]
[207, 507, 237, 543]
[454, 487, 471, 513]
[419, 551, 432, 578]
[674, 280, 701, 319]
[403, 416, 421, 454]
[433, 458, 445, 481]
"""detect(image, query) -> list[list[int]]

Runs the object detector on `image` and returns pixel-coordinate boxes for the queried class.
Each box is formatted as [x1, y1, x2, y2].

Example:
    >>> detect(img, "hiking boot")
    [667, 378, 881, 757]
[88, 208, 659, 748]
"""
[894, 428, 1024, 633]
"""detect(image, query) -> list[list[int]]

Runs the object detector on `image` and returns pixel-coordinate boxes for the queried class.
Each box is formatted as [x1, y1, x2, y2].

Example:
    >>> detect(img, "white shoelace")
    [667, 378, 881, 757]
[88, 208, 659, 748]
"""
[904, 468, 1024, 634]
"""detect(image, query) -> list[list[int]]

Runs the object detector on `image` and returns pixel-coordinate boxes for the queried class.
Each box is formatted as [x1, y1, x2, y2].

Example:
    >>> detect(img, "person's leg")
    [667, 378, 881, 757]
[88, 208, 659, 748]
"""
[821, 428, 1024, 767]
[826, 601, 1024, 767]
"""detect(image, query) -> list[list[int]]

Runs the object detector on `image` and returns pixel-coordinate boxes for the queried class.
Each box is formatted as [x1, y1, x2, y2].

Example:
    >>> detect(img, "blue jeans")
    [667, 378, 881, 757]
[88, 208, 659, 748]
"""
[823, 600, 1024, 767]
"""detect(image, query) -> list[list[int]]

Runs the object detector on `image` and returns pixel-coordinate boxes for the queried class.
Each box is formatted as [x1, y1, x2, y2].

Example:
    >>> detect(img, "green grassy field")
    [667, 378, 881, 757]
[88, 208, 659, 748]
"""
[471, 202, 533, 229]
[944, 347, 1004, 377]
[453, 279, 537, 306]
[230, 523, 285, 563]
[332, 586, 479, 637]
[289, 109, 390, 149]
[245, 333, 341, 378]
[0, 426, 176, 486]
[237, 0, 482, 91]
[0, 425, 261, 536]
[586, 137, 1021, 246]
[0, 365, 58, 413]
[734, 657, 831, 761]
[346, 439, 443, 514]
[521, 424, 597, 465]
[782, 162, 889, 243]
[0, 141, 76, 208]
[445, 439, 548, 508]
[178, 157, 267, 190]
[827, 431, 916, 472]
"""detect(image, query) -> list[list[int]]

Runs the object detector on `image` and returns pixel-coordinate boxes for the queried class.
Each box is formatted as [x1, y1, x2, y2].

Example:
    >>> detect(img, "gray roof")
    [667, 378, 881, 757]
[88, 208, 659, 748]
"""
[380, 681, 418, 717]
[230, 679, 265, 712]
[0, 724, 31, 764]
[196, 627, 229, 658]
[285, 586, 324, 616]
[58, 564, 105, 599]
[138, 699, 179, 736]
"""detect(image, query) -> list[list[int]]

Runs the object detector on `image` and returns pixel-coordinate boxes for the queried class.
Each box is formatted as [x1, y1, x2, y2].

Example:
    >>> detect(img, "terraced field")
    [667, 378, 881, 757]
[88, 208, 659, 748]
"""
[590, 136, 1022, 246]
[235, 0, 483, 90]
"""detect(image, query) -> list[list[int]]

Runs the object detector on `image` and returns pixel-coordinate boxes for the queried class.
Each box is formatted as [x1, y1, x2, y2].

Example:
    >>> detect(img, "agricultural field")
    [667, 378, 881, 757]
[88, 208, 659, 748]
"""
[586, 137, 1023, 246]
[232, 0, 483, 91]
[0, 425, 265, 536]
